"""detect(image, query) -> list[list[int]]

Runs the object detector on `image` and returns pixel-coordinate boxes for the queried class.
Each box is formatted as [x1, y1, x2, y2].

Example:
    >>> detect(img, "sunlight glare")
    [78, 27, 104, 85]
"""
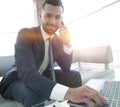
[62, 0, 120, 49]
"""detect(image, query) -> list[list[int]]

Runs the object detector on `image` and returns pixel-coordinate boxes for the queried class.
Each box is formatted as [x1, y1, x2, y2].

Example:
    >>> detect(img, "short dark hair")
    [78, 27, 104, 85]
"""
[42, 0, 64, 12]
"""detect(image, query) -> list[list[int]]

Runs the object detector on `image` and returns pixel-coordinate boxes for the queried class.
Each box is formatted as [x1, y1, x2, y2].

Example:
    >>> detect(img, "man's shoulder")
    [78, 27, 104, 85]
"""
[18, 26, 40, 34]
[17, 26, 42, 40]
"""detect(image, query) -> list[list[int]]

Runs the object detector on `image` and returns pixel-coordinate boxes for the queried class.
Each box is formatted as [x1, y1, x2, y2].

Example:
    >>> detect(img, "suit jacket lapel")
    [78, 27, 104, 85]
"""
[34, 26, 45, 55]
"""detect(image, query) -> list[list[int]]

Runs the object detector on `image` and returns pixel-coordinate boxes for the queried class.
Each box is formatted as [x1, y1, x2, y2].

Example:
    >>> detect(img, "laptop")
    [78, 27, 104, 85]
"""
[68, 79, 120, 107]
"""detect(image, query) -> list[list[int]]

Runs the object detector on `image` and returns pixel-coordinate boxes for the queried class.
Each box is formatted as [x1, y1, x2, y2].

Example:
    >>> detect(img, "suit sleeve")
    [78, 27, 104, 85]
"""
[15, 28, 56, 100]
[53, 37, 73, 72]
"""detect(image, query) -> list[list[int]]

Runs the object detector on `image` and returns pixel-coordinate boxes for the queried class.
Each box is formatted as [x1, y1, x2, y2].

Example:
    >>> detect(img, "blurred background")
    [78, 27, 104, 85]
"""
[0, 0, 120, 66]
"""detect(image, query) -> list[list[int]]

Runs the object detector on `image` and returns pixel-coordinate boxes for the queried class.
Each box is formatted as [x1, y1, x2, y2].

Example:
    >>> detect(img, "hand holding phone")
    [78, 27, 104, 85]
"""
[56, 21, 71, 47]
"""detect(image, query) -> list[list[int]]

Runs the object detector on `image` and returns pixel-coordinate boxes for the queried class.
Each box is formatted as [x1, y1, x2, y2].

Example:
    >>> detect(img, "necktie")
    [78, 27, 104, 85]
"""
[49, 38, 56, 82]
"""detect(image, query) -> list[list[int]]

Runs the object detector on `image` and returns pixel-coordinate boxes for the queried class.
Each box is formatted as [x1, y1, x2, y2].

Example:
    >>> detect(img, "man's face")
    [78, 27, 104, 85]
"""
[41, 4, 63, 35]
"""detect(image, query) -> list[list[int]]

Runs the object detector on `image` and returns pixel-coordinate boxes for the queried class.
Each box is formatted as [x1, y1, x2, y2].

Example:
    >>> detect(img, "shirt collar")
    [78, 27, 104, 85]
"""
[40, 25, 54, 41]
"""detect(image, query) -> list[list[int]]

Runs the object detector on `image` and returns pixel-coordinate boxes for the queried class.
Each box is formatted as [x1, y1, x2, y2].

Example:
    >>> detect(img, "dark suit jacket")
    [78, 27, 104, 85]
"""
[0, 26, 72, 100]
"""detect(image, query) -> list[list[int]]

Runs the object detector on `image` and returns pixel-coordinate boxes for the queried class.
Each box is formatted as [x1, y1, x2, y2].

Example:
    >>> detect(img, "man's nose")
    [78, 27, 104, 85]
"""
[49, 18, 56, 25]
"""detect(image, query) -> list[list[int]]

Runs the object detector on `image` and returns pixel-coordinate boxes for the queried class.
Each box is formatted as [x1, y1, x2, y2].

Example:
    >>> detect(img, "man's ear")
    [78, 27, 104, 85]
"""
[39, 13, 42, 18]
[38, 13, 42, 22]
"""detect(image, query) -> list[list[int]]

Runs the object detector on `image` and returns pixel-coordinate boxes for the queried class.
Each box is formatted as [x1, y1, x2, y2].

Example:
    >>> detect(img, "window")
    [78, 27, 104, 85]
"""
[0, 0, 120, 65]
[0, 0, 35, 56]
[62, 0, 120, 65]
[62, 0, 120, 50]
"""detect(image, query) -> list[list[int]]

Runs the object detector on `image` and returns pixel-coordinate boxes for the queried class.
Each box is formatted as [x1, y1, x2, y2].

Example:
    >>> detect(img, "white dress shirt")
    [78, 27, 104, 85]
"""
[40, 25, 72, 101]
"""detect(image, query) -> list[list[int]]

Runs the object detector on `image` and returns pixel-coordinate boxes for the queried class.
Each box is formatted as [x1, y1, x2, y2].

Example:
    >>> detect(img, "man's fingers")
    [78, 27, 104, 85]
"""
[82, 97, 96, 107]
[84, 86, 108, 105]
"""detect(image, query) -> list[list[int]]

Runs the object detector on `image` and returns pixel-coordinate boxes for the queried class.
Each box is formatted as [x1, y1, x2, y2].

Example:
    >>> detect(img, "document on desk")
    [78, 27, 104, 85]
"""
[85, 79, 105, 91]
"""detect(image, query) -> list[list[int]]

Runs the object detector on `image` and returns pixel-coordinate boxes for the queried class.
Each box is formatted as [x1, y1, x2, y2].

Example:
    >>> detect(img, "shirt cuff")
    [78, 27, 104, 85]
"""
[50, 83, 69, 101]
[63, 45, 72, 55]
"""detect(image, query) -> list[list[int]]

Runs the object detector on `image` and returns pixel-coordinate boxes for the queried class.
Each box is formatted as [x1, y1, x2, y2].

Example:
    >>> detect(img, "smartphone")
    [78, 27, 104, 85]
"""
[56, 21, 64, 36]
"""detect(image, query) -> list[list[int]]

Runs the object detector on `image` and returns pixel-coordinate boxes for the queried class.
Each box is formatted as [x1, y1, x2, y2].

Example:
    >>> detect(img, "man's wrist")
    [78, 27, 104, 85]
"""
[64, 88, 74, 101]
[64, 42, 72, 48]
[63, 44, 72, 55]
[50, 84, 69, 101]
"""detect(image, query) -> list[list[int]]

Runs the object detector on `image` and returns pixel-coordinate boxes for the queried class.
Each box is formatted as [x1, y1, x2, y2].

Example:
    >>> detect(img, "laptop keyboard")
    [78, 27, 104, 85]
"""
[100, 81, 120, 107]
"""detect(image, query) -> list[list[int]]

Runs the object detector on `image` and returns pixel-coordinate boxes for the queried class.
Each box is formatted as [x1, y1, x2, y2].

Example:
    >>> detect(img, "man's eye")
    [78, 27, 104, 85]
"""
[56, 16, 61, 19]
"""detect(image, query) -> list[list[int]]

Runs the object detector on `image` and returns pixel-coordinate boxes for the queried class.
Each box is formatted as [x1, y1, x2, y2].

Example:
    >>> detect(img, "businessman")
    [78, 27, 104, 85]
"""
[0, 0, 108, 107]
